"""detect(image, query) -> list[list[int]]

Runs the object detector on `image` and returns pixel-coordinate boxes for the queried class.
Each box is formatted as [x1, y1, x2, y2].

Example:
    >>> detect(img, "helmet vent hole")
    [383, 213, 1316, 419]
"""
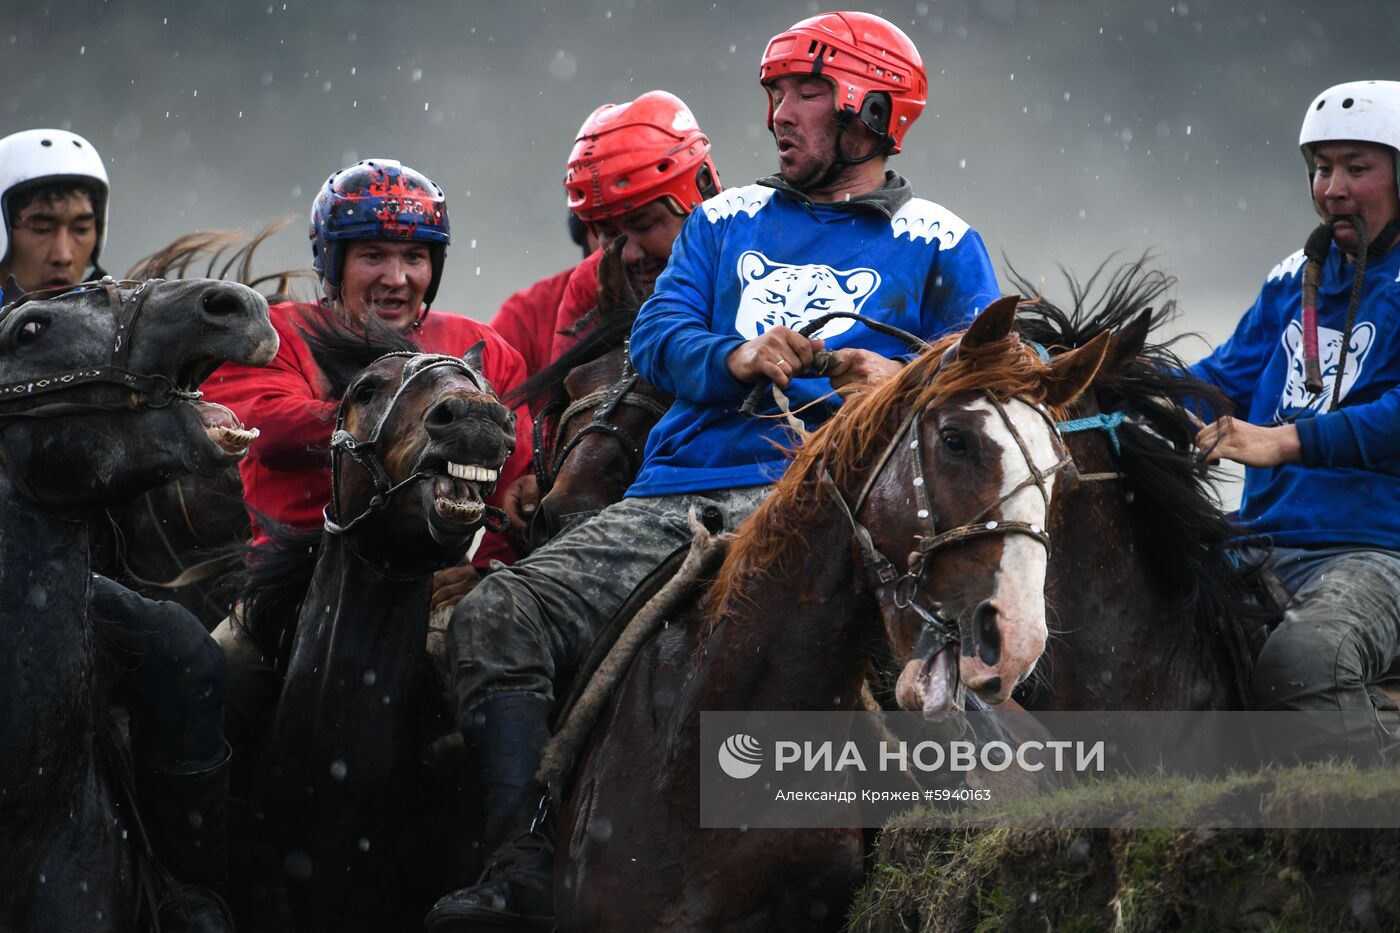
[1343, 98, 1355, 109]
[807, 39, 819, 56]
[40, 139, 52, 147]
[615, 178, 630, 190]
[656, 160, 672, 173]
[1316, 99, 1326, 110]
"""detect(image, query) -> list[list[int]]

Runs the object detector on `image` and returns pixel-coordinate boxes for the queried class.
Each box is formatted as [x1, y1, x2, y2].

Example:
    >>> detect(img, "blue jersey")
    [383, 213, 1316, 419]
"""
[627, 175, 1000, 497]
[1191, 242, 1400, 549]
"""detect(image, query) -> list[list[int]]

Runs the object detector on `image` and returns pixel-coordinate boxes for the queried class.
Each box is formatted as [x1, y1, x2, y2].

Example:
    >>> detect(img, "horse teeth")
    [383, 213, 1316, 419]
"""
[446, 463, 496, 483]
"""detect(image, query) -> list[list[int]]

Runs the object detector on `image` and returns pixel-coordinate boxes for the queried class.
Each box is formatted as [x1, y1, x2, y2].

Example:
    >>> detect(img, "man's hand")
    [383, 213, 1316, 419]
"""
[501, 474, 539, 540]
[826, 348, 902, 396]
[726, 326, 825, 389]
[431, 562, 481, 612]
[1194, 416, 1301, 468]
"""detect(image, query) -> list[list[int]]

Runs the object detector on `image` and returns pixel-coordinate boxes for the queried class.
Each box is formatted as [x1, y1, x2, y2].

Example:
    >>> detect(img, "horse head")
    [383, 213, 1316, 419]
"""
[519, 240, 671, 547]
[839, 297, 1111, 712]
[0, 277, 276, 511]
[314, 328, 516, 575]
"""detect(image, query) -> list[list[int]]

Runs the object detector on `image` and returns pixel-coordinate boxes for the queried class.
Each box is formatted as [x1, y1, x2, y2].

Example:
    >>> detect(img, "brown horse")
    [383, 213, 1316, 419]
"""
[512, 242, 670, 548]
[92, 224, 310, 627]
[235, 315, 516, 932]
[555, 298, 1110, 932]
[1010, 260, 1267, 767]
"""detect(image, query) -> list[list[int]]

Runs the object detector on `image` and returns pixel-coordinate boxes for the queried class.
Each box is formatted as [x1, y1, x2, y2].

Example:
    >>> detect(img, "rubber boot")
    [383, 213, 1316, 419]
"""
[425, 693, 555, 932]
[138, 748, 235, 933]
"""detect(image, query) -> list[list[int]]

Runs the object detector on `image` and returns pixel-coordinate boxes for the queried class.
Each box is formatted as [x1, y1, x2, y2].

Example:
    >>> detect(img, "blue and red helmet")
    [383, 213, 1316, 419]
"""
[309, 159, 451, 313]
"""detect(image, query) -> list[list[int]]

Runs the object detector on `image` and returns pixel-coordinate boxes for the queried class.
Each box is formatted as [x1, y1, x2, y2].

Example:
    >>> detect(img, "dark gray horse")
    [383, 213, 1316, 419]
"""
[0, 277, 275, 932]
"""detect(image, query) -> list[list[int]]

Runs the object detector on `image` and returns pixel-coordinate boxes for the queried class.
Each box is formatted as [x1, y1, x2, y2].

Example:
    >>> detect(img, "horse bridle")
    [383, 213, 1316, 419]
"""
[0, 277, 198, 423]
[323, 351, 509, 537]
[531, 339, 669, 494]
[0, 277, 200, 506]
[826, 356, 1074, 655]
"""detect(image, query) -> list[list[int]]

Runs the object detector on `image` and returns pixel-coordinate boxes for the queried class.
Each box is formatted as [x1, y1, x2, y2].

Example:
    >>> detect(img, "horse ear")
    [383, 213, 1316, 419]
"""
[4, 275, 24, 303]
[596, 238, 637, 314]
[1102, 309, 1151, 376]
[960, 295, 1019, 350]
[461, 339, 486, 373]
[1042, 329, 1111, 408]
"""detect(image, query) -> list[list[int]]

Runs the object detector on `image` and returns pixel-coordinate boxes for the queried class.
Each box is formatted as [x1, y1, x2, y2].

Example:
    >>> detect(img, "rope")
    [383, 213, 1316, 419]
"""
[1057, 410, 1128, 455]
[1330, 217, 1368, 412]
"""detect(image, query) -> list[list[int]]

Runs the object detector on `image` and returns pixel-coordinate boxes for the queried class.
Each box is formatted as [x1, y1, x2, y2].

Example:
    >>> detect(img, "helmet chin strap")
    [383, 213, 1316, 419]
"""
[807, 111, 889, 194]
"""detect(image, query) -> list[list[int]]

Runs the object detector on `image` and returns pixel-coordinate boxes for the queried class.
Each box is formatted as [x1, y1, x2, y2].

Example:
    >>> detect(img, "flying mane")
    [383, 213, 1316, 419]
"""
[709, 326, 1066, 620]
[1009, 256, 1266, 649]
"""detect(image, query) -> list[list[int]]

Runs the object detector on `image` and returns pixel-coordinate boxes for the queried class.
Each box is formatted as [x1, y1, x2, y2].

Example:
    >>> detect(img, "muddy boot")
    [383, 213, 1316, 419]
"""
[425, 694, 554, 932]
[138, 748, 235, 933]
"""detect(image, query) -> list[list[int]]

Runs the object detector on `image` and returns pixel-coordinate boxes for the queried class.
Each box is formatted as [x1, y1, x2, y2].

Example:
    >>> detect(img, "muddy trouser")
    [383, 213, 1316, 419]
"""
[92, 573, 229, 772]
[1245, 545, 1400, 763]
[447, 486, 770, 723]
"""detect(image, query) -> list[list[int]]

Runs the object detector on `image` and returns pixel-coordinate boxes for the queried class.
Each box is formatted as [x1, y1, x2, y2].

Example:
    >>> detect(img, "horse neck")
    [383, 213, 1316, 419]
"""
[693, 493, 872, 711]
[0, 468, 94, 834]
[1041, 433, 1225, 710]
[275, 533, 434, 723]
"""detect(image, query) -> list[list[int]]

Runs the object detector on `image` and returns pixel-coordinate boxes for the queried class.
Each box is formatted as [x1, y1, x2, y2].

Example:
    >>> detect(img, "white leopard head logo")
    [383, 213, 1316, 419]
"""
[733, 250, 880, 341]
[1277, 319, 1376, 416]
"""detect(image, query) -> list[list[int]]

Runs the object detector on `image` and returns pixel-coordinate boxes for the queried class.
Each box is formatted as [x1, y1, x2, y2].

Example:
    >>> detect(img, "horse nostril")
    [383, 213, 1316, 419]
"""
[972, 600, 1002, 667]
[201, 285, 245, 317]
[426, 399, 455, 427]
[981, 676, 1002, 695]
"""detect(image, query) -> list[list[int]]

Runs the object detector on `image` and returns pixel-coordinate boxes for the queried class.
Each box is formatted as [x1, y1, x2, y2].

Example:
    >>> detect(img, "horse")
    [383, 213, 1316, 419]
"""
[1010, 259, 1267, 767]
[554, 297, 1111, 932]
[511, 241, 670, 548]
[92, 224, 310, 628]
[0, 277, 276, 932]
[232, 314, 517, 932]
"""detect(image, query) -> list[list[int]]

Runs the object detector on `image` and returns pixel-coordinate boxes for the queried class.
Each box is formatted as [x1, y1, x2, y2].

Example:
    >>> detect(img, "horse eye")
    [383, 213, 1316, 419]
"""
[16, 319, 45, 345]
[351, 380, 378, 404]
[940, 429, 967, 454]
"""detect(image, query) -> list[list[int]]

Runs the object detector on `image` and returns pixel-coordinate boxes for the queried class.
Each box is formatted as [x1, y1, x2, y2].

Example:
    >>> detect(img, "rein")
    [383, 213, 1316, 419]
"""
[323, 351, 508, 542]
[531, 340, 668, 494]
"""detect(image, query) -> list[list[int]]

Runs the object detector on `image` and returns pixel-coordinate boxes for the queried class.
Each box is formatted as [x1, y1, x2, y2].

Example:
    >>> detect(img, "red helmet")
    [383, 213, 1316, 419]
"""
[564, 90, 721, 225]
[760, 11, 927, 154]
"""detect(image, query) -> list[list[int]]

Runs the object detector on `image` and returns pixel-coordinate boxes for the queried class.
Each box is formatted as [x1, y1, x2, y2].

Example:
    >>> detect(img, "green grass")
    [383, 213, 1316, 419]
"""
[847, 763, 1400, 933]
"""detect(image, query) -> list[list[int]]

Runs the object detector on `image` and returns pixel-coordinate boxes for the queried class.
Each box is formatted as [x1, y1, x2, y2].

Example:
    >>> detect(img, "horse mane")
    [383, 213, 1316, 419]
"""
[1008, 255, 1265, 649]
[709, 328, 1066, 620]
[297, 310, 419, 400]
[506, 239, 641, 410]
[124, 218, 313, 300]
[234, 521, 323, 661]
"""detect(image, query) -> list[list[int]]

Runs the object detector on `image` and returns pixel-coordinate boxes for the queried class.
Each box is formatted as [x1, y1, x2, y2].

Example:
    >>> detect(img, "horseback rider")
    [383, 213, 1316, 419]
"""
[1, 128, 236, 931]
[548, 89, 724, 361]
[426, 13, 1000, 931]
[1192, 80, 1400, 762]
[0, 128, 108, 303]
[203, 159, 535, 605]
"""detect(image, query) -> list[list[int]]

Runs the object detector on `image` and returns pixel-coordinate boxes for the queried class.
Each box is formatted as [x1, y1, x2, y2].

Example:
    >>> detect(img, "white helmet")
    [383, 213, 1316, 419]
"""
[0, 128, 110, 268]
[1299, 80, 1400, 181]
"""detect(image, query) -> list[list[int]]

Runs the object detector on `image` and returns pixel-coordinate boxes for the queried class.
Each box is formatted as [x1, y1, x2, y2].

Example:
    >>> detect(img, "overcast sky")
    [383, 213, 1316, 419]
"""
[7, 0, 1398, 359]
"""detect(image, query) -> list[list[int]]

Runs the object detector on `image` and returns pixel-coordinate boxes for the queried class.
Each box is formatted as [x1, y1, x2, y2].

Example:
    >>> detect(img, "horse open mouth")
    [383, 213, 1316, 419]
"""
[896, 644, 960, 721]
[430, 462, 499, 526]
[196, 401, 260, 456]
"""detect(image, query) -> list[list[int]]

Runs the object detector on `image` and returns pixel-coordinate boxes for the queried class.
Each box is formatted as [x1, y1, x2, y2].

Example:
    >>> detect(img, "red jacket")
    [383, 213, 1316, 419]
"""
[548, 249, 603, 362]
[490, 264, 576, 376]
[203, 301, 533, 567]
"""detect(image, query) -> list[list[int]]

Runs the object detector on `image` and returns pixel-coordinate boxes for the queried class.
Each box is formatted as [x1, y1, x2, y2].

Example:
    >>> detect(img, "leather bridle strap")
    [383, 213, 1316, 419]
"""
[324, 352, 506, 538]
[533, 342, 669, 494]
